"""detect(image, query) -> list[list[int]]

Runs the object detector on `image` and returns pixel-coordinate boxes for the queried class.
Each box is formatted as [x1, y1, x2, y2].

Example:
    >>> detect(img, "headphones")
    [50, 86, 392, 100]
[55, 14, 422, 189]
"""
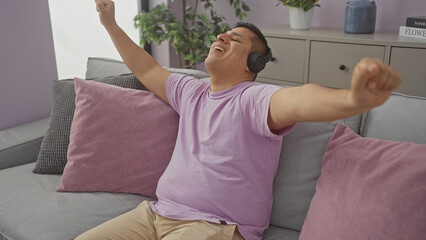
[247, 47, 275, 74]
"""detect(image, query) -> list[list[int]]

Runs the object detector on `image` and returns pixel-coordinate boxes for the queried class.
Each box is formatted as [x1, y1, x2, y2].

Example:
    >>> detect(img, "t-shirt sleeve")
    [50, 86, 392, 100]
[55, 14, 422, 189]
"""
[165, 73, 209, 115]
[241, 84, 294, 139]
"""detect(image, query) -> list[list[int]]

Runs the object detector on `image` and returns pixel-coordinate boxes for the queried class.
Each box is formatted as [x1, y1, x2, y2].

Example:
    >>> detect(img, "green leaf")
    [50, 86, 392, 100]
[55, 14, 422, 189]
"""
[242, 3, 250, 11]
[209, 35, 217, 42]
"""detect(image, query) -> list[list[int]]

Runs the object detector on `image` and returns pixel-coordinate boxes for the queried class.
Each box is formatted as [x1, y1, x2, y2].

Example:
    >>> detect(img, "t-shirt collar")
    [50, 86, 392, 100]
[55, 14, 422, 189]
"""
[208, 81, 252, 99]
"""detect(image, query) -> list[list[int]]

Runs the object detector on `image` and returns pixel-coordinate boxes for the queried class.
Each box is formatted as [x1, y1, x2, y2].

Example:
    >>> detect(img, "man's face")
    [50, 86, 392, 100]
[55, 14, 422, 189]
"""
[204, 27, 255, 73]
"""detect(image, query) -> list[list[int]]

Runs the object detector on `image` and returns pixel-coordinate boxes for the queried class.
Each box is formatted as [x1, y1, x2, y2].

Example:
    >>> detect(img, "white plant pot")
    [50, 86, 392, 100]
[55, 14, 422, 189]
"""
[289, 7, 314, 30]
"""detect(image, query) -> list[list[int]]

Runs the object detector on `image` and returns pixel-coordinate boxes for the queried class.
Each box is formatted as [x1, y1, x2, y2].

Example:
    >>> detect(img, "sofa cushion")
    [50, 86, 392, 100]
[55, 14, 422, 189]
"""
[0, 163, 152, 240]
[0, 118, 49, 170]
[57, 78, 178, 198]
[270, 115, 362, 231]
[263, 225, 300, 240]
[299, 123, 426, 240]
[85, 57, 210, 80]
[85, 57, 132, 79]
[362, 92, 426, 143]
[34, 74, 146, 174]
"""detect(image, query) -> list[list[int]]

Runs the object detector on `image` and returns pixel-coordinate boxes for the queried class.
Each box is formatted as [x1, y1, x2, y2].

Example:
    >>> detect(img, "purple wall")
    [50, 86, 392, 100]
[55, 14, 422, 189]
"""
[0, 0, 57, 130]
[0, 0, 424, 130]
[214, 0, 426, 31]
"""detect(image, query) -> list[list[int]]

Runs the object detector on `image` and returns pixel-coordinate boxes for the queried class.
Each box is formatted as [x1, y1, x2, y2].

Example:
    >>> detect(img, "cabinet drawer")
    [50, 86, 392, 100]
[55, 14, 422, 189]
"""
[309, 41, 385, 89]
[390, 47, 426, 97]
[258, 37, 305, 84]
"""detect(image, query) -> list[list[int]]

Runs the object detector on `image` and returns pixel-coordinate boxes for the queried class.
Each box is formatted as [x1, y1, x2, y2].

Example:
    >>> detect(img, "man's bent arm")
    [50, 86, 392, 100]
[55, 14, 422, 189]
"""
[96, 0, 170, 103]
[268, 58, 402, 131]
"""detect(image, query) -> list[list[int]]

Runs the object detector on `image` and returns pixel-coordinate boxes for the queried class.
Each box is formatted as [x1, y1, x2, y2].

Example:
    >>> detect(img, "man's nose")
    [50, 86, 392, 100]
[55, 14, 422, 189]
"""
[216, 33, 229, 43]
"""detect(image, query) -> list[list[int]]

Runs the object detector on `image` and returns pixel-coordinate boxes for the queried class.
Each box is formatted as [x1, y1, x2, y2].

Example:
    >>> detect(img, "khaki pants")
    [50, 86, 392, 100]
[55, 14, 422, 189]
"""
[75, 201, 244, 240]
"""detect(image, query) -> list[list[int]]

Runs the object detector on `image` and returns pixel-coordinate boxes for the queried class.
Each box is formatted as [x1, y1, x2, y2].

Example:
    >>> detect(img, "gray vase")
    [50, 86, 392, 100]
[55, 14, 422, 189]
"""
[344, 0, 376, 34]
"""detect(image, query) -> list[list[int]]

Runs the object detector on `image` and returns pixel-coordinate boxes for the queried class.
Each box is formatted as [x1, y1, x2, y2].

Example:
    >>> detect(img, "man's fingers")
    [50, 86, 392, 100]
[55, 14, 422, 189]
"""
[96, 0, 105, 12]
[95, 0, 103, 12]
[384, 67, 402, 91]
[362, 60, 402, 93]
[371, 61, 385, 92]
[379, 66, 391, 91]
[96, 0, 113, 13]
[352, 58, 379, 91]
[351, 57, 402, 94]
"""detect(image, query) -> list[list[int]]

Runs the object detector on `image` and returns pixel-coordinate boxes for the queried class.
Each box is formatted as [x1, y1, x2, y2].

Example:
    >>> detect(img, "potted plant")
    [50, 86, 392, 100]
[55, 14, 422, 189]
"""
[134, 0, 250, 69]
[277, 0, 320, 30]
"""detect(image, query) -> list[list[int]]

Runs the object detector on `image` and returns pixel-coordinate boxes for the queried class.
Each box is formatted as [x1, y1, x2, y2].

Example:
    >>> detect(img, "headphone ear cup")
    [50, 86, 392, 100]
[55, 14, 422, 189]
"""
[247, 53, 266, 74]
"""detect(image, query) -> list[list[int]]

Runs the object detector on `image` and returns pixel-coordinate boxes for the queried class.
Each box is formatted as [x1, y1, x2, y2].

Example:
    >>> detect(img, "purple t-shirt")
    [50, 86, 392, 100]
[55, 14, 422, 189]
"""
[150, 74, 293, 240]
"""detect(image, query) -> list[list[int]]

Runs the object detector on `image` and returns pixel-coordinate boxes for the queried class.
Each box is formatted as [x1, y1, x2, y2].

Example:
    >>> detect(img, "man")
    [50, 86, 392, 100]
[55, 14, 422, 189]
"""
[76, 0, 402, 239]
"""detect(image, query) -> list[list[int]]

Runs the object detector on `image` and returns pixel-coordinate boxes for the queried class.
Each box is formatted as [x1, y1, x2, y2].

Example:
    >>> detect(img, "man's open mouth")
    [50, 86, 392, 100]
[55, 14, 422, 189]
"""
[214, 46, 225, 53]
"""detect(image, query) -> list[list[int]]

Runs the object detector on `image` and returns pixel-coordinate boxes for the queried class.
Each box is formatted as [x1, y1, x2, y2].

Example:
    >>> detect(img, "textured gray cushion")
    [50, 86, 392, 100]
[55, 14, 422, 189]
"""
[34, 74, 146, 174]
[362, 92, 426, 144]
[85, 57, 210, 80]
[0, 118, 49, 170]
[0, 163, 152, 240]
[270, 115, 362, 231]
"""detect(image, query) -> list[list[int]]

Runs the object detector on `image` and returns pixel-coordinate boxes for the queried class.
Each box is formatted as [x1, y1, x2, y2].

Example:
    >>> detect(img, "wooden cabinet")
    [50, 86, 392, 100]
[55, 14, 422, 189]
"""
[261, 38, 305, 85]
[258, 25, 426, 97]
[389, 47, 426, 98]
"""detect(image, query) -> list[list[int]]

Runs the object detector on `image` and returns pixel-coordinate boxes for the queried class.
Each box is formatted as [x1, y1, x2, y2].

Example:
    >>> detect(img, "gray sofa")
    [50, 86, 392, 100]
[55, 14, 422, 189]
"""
[1, 58, 425, 240]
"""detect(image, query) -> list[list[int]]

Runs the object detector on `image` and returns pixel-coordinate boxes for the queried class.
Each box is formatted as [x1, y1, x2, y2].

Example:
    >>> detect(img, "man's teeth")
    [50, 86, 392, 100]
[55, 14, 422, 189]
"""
[214, 46, 225, 52]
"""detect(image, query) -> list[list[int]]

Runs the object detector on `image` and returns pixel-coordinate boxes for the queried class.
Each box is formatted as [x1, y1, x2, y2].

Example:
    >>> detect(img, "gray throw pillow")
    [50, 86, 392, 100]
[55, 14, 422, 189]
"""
[33, 74, 146, 174]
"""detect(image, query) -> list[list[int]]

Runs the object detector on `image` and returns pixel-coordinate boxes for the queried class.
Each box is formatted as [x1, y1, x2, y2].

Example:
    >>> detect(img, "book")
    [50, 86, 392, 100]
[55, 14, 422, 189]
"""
[406, 16, 426, 29]
[399, 26, 426, 40]
[398, 35, 426, 44]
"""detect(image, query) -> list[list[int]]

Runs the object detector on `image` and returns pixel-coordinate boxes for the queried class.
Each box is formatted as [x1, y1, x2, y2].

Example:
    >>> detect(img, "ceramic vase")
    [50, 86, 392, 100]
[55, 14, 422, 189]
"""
[289, 7, 314, 30]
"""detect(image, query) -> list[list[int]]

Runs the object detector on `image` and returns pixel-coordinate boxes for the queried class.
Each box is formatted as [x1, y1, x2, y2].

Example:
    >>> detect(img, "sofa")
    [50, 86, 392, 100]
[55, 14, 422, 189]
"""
[1, 57, 425, 240]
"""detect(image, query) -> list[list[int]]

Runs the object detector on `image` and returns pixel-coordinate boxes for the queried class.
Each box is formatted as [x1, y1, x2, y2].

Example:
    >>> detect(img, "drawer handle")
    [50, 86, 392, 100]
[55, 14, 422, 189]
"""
[339, 64, 346, 71]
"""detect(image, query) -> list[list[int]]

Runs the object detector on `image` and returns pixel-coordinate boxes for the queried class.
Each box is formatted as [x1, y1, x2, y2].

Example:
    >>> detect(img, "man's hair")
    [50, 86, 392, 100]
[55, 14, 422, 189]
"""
[233, 22, 269, 56]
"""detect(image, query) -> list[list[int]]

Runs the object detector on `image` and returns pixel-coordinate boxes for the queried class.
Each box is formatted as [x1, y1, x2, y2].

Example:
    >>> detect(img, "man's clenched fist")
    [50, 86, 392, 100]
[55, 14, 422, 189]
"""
[95, 0, 116, 27]
[349, 58, 402, 110]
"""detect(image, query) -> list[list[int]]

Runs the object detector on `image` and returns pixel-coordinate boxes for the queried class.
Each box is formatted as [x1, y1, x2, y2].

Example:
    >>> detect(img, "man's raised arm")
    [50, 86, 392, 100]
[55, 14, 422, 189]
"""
[95, 0, 170, 103]
[268, 58, 402, 132]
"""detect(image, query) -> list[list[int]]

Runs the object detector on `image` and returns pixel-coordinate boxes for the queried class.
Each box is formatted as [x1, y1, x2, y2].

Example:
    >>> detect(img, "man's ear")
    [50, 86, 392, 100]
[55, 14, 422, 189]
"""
[245, 66, 251, 73]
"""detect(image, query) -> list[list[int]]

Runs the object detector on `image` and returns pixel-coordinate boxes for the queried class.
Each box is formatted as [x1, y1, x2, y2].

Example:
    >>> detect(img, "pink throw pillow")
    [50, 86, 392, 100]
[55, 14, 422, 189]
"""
[299, 123, 426, 240]
[57, 78, 179, 198]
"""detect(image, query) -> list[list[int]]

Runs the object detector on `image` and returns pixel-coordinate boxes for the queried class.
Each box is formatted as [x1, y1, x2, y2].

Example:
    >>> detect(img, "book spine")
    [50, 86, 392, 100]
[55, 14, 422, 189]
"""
[406, 17, 426, 29]
[399, 26, 426, 40]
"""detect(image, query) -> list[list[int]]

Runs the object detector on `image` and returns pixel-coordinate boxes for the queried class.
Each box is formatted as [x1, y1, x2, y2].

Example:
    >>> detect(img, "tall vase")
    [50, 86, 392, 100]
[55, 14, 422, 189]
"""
[344, 0, 377, 33]
[289, 7, 314, 30]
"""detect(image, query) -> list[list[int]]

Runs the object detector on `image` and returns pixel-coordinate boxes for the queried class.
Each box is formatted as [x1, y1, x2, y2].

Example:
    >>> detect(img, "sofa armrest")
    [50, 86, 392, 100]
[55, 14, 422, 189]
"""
[0, 118, 49, 170]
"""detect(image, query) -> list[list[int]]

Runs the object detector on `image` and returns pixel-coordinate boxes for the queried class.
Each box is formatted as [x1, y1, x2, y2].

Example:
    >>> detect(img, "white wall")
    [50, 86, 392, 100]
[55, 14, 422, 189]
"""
[49, 0, 140, 79]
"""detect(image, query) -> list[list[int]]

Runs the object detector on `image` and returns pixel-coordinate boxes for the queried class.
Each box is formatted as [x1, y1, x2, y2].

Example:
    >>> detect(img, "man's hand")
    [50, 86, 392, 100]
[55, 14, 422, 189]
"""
[95, 0, 116, 28]
[348, 58, 402, 111]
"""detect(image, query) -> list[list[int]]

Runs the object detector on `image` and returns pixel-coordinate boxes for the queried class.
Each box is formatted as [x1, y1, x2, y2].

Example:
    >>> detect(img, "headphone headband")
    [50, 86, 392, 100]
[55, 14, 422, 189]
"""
[264, 47, 275, 63]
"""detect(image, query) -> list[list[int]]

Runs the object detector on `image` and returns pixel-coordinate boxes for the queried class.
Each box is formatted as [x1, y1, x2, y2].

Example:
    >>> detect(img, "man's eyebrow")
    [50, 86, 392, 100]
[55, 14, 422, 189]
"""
[229, 31, 244, 38]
